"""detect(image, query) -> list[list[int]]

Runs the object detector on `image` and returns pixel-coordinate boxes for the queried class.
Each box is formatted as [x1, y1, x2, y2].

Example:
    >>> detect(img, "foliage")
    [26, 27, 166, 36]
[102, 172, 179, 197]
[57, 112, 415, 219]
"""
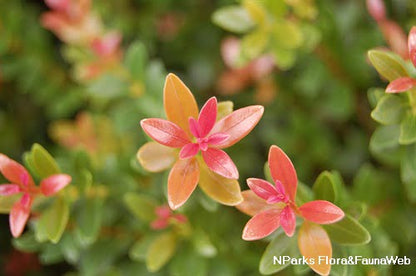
[0, 0, 416, 275]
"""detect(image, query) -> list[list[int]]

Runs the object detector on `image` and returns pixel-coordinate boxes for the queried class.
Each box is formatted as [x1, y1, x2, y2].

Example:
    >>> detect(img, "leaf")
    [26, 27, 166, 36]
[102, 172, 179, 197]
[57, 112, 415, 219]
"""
[12, 232, 41, 253]
[323, 214, 371, 245]
[87, 74, 127, 99]
[211, 105, 264, 148]
[146, 231, 177, 272]
[241, 28, 269, 60]
[123, 193, 158, 222]
[268, 146, 297, 201]
[371, 94, 406, 125]
[201, 148, 238, 179]
[272, 47, 296, 70]
[30, 143, 60, 178]
[129, 235, 156, 261]
[242, 208, 282, 241]
[386, 77, 416, 93]
[272, 20, 303, 50]
[164, 73, 199, 138]
[299, 200, 344, 224]
[259, 230, 292, 275]
[124, 41, 148, 81]
[198, 160, 243, 206]
[401, 144, 416, 202]
[170, 247, 209, 276]
[212, 6, 255, 33]
[76, 197, 103, 245]
[399, 112, 416, 145]
[37, 197, 69, 243]
[140, 118, 190, 148]
[136, 142, 177, 172]
[313, 171, 336, 202]
[168, 158, 200, 210]
[236, 190, 275, 216]
[242, 0, 266, 25]
[367, 50, 408, 81]
[369, 125, 400, 153]
[0, 193, 20, 213]
[192, 229, 217, 257]
[298, 222, 332, 276]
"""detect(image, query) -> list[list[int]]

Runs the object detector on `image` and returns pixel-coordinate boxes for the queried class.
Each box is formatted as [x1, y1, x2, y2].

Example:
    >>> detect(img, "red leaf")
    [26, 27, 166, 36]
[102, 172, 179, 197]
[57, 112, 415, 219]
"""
[299, 200, 344, 224]
[189, 117, 202, 138]
[0, 154, 34, 188]
[201, 148, 238, 179]
[179, 143, 199, 159]
[409, 27, 416, 67]
[211, 105, 264, 148]
[386, 77, 416, 93]
[206, 133, 230, 146]
[246, 178, 278, 201]
[9, 194, 32, 238]
[268, 146, 297, 202]
[0, 184, 21, 196]
[242, 209, 281, 241]
[141, 119, 190, 148]
[280, 206, 296, 237]
[168, 158, 199, 210]
[40, 174, 72, 196]
[198, 97, 217, 137]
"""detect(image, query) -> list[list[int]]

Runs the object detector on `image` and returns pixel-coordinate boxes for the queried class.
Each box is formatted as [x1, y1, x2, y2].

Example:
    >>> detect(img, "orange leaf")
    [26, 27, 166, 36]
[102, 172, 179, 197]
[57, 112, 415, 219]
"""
[167, 158, 199, 210]
[298, 222, 332, 276]
[211, 105, 264, 148]
[163, 73, 199, 138]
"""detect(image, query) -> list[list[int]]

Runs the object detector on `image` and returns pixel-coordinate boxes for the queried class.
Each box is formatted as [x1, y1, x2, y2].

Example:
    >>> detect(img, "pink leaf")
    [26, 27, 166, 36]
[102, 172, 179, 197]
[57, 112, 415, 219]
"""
[179, 143, 200, 159]
[198, 97, 217, 137]
[206, 133, 230, 146]
[0, 184, 21, 196]
[268, 146, 297, 202]
[9, 194, 32, 238]
[366, 0, 386, 21]
[280, 206, 296, 237]
[45, 0, 70, 11]
[246, 178, 278, 201]
[91, 32, 122, 57]
[236, 190, 279, 216]
[201, 148, 238, 179]
[242, 208, 281, 241]
[40, 174, 72, 196]
[150, 218, 169, 230]
[141, 119, 190, 148]
[189, 117, 202, 138]
[211, 105, 264, 148]
[386, 77, 416, 93]
[299, 200, 345, 224]
[409, 27, 416, 68]
[0, 154, 34, 188]
[155, 205, 172, 219]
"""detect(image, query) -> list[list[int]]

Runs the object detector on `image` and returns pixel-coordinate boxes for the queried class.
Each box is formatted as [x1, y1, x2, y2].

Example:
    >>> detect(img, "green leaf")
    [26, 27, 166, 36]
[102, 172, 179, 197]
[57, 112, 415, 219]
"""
[241, 28, 269, 60]
[401, 144, 416, 202]
[124, 41, 148, 81]
[272, 47, 296, 70]
[76, 197, 103, 245]
[367, 50, 408, 81]
[259, 230, 292, 275]
[295, 181, 314, 206]
[371, 95, 406, 125]
[123, 193, 157, 222]
[0, 194, 20, 213]
[129, 235, 156, 262]
[31, 143, 60, 178]
[313, 171, 336, 202]
[12, 232, 41, 253]
[192, 229, 217, 257]
[37, 197, 69, 244]
[399, 112, 416, 145]
[272, 20, 303, 50]
[87, 74, 127, 99]
[369, 125, 400, 153]
[212, 6, 255, 33]
[324, 214, 371, 245]
[367, 88, 386, 108]
[170, 247, 208, 276]
[146, 231, 177, 272]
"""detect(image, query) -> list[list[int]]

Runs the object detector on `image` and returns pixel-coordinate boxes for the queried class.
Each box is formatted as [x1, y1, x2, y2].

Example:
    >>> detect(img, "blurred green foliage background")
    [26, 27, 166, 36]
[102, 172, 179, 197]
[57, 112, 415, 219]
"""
[1, 0, 416, 275]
